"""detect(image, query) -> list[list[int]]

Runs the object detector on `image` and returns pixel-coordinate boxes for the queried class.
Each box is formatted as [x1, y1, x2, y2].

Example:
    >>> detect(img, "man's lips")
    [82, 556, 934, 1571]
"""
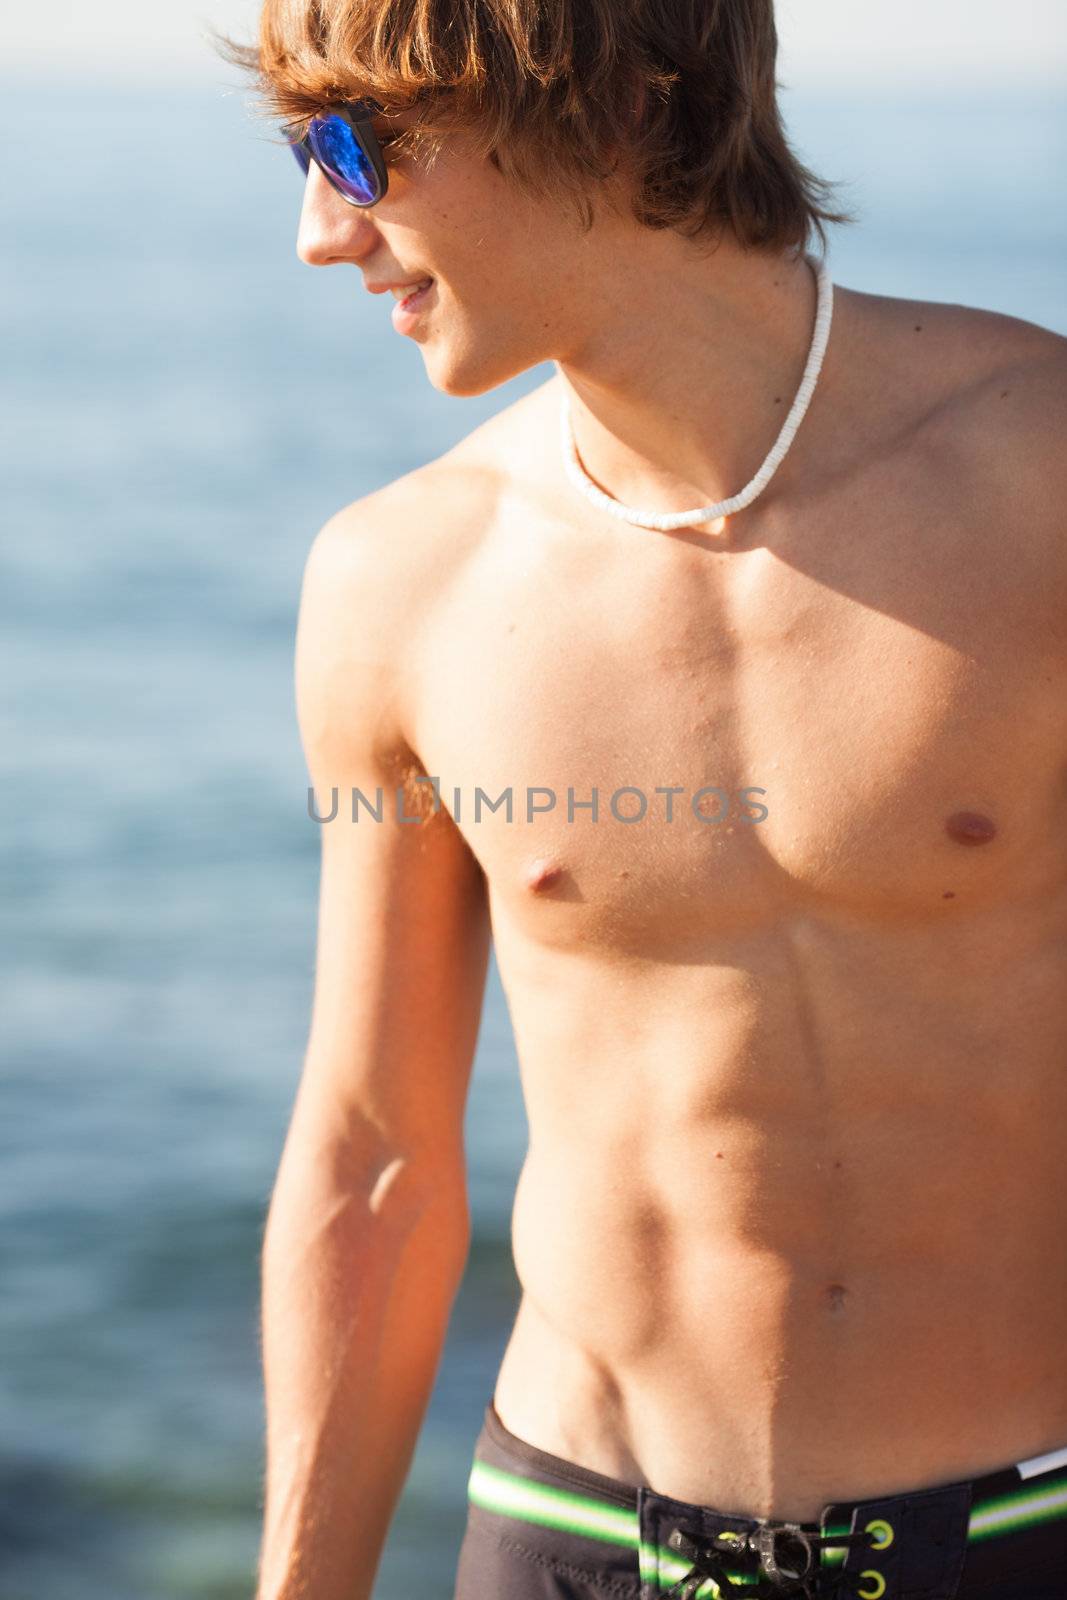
[393, 278, 434, 307]
[365, 277, 434, 297]
[391, 279, 436, 324]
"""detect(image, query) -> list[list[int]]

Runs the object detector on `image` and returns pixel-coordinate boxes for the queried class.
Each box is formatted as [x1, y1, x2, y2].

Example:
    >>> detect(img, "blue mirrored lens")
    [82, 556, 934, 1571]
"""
[289, 138, 311, 177]
[307, 114, 380, 205]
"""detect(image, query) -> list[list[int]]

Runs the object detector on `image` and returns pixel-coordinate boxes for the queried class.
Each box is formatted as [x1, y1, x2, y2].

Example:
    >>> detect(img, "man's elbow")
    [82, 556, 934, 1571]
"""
[267, 1125, 471, 1262]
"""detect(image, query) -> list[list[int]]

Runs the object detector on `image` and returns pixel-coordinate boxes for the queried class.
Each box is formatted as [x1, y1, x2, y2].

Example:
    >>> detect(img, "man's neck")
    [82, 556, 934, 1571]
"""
[554, 233, 825, 529]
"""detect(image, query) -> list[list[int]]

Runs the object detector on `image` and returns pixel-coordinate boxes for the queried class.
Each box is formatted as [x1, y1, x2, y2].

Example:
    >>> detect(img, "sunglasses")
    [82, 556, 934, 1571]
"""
[287, 98, 391, 208]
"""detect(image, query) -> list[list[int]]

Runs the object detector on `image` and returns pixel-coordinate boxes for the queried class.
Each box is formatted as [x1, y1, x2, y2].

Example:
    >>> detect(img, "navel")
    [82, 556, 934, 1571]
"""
[945, 811, 997, 846]
[524, 857, 565, 893]
[824, 1283, 848, 1314]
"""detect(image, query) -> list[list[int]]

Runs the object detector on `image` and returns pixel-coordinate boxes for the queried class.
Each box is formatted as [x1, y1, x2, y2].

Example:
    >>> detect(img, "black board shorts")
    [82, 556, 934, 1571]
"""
[454, 1401, 1067, 1598]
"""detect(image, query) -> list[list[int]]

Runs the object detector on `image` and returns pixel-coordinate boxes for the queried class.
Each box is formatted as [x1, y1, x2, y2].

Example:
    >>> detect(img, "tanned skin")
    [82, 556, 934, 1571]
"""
[254, 100, 1067, 1599]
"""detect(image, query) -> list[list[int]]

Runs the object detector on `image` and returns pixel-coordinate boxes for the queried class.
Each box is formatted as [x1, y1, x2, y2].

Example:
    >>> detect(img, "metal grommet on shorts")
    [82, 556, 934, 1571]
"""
[753, 1523, 817, 1583]
[824, 1482, 971, 1600]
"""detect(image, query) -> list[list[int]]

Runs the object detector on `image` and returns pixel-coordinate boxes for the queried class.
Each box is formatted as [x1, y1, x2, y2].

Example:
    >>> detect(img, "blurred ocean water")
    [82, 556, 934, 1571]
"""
[2, 73, 1063, 1600]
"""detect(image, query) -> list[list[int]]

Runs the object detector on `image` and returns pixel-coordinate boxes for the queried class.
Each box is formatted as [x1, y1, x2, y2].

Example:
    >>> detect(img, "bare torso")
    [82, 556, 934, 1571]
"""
[388, 284, 1067, 1521]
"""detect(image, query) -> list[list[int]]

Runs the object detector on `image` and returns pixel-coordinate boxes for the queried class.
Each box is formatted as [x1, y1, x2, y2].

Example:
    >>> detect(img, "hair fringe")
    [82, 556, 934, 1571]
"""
[209, 0, 858, 249]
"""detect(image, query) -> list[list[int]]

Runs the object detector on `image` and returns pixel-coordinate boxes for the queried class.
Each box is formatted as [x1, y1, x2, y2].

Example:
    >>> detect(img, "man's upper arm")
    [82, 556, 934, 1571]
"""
[289, 495, 491, 1221]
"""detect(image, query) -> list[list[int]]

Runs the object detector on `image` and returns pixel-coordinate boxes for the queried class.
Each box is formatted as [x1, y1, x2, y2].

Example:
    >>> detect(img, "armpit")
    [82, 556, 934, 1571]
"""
[377, 737, 443, 826]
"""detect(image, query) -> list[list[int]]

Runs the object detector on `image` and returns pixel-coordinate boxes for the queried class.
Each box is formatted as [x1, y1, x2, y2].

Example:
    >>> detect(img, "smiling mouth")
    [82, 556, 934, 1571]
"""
[393, 277, 434, 307]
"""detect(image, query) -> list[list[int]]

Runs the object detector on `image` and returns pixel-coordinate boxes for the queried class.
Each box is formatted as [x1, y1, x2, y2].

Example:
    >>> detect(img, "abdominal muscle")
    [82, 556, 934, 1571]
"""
[490, 925, 1067, 1522]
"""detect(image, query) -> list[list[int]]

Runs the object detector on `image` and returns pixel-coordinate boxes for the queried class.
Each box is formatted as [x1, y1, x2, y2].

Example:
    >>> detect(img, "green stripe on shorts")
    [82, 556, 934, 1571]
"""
[468, 1459, 639, 1548]
[968, 1471, 1067, 1542]
[467, 1458, 1067, 1592]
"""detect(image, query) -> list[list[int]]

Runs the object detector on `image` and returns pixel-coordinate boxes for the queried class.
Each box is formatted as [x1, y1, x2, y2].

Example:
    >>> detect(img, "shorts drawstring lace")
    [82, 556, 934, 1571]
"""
[663, 1519, 879, 1599]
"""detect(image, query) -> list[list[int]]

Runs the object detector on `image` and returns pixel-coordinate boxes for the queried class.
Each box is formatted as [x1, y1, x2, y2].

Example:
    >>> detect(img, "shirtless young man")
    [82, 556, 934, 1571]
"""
[228, 1, 1067, 1596]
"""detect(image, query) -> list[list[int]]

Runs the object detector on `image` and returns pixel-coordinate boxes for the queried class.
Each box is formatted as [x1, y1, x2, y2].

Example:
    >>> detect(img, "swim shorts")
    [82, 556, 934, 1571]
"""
[454, 1401, 1067, 1598]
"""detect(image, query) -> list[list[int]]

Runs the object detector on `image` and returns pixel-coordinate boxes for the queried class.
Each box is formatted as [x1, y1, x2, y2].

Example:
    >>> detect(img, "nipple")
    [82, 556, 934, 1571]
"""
[525, 857, 564, 893]
[945, 811, 997, 846]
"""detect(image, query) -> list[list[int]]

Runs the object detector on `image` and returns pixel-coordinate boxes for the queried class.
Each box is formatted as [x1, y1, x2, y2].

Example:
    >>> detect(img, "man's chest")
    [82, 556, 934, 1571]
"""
[405, 492, 1067, 947]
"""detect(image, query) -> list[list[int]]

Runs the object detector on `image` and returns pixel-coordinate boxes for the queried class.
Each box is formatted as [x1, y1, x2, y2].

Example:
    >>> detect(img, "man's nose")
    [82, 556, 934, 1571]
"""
[295, 162, 380, 267]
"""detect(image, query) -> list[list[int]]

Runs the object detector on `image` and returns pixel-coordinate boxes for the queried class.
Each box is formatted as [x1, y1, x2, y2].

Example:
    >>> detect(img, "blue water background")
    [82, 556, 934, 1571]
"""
[2, 74, 1064, 1599]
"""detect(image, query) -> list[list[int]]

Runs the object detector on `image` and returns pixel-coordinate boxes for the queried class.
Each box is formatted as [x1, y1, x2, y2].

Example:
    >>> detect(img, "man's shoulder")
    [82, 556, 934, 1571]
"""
[296, 375, 561, 780]
[311, 371, 561, 596]
[297, 373, 562, 727]
[929, 303, 1067, 521]
[859, 291, 1067, 524]
[937, 299, 1067, 411]
[846, 285, 1062, 405]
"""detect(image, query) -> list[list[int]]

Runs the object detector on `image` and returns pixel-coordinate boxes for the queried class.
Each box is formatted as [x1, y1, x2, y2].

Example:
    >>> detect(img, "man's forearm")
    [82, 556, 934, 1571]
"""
[255, 1143, 470, 1600]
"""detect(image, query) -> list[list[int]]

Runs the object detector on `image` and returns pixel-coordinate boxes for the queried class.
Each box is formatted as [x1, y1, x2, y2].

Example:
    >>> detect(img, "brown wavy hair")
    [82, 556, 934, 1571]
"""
[212, 0, 856, 254]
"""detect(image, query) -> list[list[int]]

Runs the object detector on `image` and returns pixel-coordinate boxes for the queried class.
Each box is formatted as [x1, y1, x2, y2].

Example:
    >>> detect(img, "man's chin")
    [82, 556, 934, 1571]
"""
[422, 339, 547, 400]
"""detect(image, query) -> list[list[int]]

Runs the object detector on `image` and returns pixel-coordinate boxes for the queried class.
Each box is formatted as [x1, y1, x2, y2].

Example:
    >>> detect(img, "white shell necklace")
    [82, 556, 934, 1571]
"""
[559, 251, 834, 532]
